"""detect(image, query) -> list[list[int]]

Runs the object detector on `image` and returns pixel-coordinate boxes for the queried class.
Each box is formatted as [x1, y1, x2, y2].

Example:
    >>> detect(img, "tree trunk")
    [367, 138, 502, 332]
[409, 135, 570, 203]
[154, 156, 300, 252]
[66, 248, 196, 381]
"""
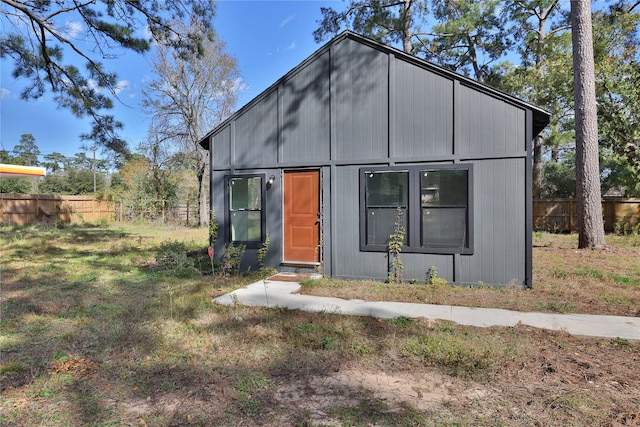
[532, 134, 544, 198]
[196, 148, 209, 228]
[571, 0, 606, 248]
[531, 1, 553, 192]
[402, 0, 414, 54]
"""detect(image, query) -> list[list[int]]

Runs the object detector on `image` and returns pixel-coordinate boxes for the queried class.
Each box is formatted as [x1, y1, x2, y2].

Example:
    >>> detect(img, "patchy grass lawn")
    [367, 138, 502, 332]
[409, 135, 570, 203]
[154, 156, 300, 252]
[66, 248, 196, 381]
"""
[1, 224, 638, 426]
[300, 232, 640, 317]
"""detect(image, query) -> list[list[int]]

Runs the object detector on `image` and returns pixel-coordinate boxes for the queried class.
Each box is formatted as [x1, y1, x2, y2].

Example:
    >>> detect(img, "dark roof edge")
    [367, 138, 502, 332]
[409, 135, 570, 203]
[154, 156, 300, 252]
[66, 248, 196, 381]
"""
[199, 30, 551, 150]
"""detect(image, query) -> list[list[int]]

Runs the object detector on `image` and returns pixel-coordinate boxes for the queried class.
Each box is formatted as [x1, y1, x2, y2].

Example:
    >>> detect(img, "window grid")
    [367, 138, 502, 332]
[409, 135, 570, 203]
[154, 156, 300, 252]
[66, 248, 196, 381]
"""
[360, 164, 473, 255]
[225, 174, 266, 249]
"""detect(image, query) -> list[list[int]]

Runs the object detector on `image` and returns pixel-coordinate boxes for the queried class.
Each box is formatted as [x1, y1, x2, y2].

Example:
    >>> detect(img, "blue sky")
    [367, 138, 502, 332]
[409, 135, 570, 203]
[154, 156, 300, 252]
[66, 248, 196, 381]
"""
[0, 1, 343, 162]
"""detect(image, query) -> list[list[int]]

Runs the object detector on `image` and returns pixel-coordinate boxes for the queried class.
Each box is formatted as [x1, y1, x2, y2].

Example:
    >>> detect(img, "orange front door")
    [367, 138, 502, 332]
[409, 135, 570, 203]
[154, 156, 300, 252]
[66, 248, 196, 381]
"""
[284, 170, 320, 263]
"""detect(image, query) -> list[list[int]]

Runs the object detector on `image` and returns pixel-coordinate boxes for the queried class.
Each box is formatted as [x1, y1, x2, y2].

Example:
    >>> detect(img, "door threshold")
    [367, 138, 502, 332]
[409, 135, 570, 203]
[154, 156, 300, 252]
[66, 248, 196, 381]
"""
[281, 261, 321, 267]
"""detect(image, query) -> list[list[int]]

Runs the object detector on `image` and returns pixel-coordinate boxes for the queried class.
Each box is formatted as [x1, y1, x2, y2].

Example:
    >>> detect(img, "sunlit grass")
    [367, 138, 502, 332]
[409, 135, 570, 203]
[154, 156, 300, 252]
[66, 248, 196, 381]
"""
[1, 224, 639, 426]
[300, 232, 640, 316]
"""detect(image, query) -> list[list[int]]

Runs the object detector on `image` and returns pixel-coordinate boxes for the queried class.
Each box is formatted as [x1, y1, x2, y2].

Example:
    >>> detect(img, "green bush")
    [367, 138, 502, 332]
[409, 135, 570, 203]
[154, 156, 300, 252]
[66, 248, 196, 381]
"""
[221, 243, 246, 276]
[155, 240, 195, 276]
[387, 207, 405, 284]
[425, 266, 449, 288]
[613, 216, 640, 246]
[209, 209, 219, 242]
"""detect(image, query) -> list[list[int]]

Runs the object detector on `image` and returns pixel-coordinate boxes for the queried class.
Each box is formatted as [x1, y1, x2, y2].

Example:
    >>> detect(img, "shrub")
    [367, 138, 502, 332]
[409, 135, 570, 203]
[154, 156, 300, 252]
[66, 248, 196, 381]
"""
[613, 216, 640, 246]
[387, 207, 405, 284]
[221, 243, 246, 276]
[258, 233, 269, 270]
[155, 240, 195, 276]
[425, 266, 449, 288]
[209, 209, 219, 242]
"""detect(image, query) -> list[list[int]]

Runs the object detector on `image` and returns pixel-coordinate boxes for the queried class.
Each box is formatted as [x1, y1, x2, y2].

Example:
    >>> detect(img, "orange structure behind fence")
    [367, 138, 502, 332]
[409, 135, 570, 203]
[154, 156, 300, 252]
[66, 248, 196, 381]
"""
[0, 194, 114, 225]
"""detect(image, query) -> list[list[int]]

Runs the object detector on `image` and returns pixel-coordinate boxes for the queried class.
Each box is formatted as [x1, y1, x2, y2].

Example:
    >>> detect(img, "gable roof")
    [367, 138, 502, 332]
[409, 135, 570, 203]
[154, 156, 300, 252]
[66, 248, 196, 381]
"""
[199, 31, 550, 150]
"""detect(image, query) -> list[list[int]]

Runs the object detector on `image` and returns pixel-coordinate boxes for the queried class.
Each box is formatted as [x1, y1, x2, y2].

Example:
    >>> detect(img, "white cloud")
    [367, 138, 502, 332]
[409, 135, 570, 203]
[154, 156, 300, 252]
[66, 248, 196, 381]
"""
[232, 77, 249, 95]
[280, 15, 295, 28]
[0, 88, 11, 100]
[268, 40, 297, 56]
[114, 80, 129, 95]
[85, 79, 128, 95]
[282, 41, 296, 52]
[140, 24, 156, 46]
[64, 20, 83, 38]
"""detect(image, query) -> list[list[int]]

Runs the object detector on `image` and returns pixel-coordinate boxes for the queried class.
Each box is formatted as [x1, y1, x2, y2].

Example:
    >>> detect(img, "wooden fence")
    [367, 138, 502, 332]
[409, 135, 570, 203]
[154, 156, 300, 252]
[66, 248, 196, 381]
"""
[6, 194, 637, 232]
[533, 198, 640, 233]
[0, 194, 115, 225]
[112, 201, 198, 225]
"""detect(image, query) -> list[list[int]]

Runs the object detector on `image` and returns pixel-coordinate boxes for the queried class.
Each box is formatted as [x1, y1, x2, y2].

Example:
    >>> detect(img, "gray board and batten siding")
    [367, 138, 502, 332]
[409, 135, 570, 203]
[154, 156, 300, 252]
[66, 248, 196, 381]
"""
[200, 31, 550, 288]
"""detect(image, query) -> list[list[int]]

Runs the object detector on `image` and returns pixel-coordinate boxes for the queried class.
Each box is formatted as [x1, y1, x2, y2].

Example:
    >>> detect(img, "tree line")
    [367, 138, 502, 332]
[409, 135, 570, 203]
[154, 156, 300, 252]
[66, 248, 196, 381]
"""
[314, 0, 638, 248]
[1, 1, 234, 226]
[314, 0, 639, 200]
[1, 134, 107, 195]
[0, 133, 200, 222]
[2, 0, 638, 246]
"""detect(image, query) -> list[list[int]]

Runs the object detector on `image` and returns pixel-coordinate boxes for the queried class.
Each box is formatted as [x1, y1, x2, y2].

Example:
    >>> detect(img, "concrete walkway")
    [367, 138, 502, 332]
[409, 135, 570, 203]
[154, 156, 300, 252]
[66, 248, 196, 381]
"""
[214, 279, 640, 341]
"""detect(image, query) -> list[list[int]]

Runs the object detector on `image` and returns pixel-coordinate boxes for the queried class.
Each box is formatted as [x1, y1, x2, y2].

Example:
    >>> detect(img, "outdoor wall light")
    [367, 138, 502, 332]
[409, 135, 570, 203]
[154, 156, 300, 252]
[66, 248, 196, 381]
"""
[268, 175, 276, 185]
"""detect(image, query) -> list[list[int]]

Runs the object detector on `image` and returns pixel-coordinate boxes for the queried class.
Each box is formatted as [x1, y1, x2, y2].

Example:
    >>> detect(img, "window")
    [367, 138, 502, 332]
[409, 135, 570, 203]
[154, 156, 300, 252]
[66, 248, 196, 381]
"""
[360, 165, 473, 254]
[421, 169, 468, 249]
[365, 170, 408, 246]
[225, 175, 265, 248]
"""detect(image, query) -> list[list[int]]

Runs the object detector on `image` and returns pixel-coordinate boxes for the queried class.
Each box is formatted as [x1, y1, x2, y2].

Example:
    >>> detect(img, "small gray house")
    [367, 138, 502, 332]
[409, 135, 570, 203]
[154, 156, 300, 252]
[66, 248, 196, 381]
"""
[199, 31, 550, 288]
